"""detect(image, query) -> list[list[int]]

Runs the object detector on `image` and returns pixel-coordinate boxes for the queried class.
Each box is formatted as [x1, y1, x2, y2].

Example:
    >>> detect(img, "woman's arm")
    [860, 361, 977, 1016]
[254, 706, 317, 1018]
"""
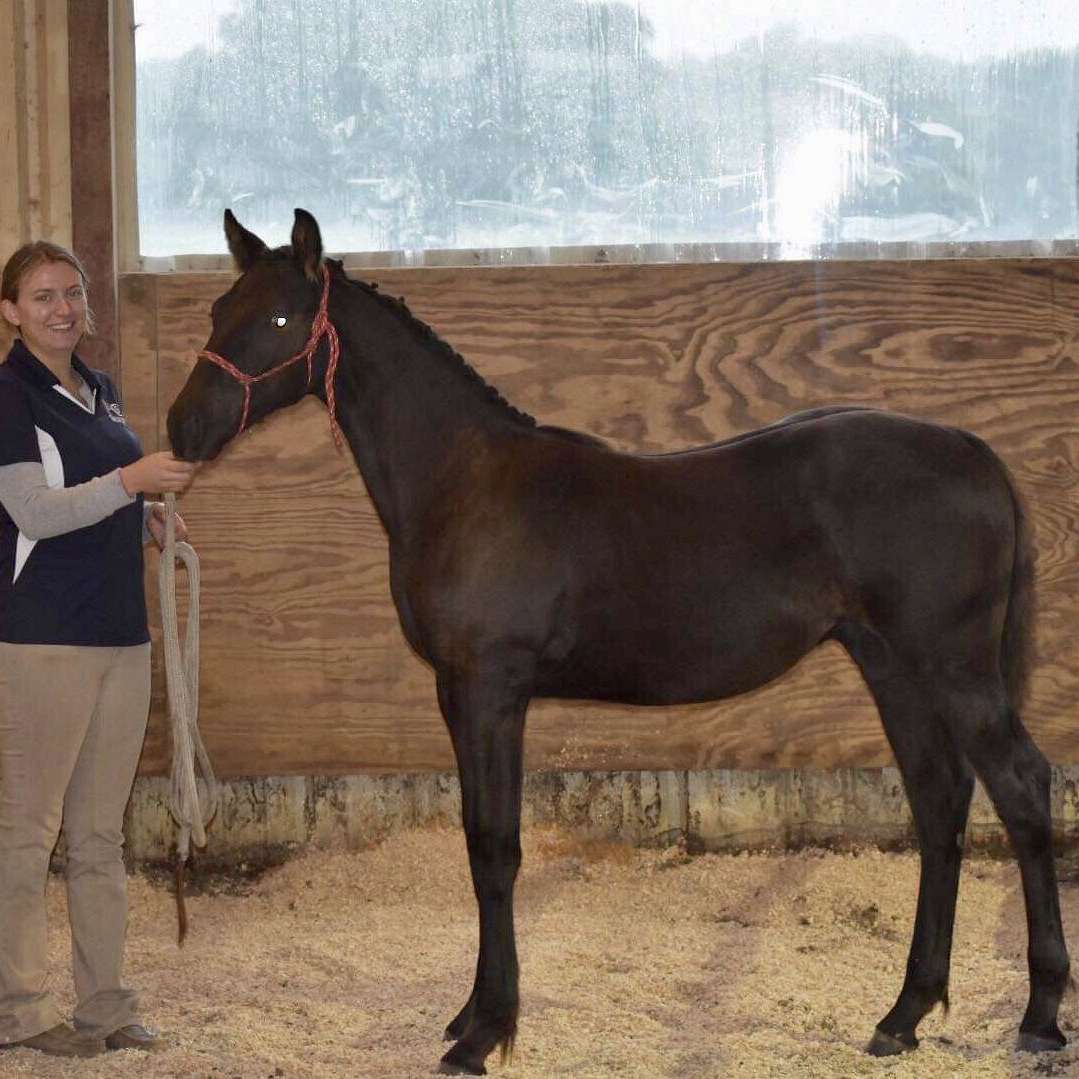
[0, 461, 133, 539]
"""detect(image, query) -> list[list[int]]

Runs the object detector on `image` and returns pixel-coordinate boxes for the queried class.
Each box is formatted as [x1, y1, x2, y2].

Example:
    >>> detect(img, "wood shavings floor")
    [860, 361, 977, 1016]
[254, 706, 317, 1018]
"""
[4, 827, 1078, 1078]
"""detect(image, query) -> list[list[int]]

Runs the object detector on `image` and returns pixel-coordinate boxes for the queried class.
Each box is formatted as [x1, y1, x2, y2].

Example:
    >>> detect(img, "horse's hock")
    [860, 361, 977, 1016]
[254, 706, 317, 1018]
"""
[122, 766, 1079, 866]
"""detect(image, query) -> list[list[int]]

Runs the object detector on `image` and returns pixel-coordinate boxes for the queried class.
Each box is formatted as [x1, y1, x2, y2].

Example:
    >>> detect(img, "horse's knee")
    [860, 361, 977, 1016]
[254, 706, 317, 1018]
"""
[467, 830, 521, 867]
[465, 830, 521, 899]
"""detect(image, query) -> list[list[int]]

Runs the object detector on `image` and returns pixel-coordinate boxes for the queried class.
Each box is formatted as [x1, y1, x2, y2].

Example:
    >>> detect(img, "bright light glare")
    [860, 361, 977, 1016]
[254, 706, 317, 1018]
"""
[774, 128, 866, 251]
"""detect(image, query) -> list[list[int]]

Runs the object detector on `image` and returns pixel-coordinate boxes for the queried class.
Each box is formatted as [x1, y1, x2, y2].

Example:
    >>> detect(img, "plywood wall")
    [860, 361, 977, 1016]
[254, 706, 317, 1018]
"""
[121, 258, 1079, 777]
[0, 0, 72, 258]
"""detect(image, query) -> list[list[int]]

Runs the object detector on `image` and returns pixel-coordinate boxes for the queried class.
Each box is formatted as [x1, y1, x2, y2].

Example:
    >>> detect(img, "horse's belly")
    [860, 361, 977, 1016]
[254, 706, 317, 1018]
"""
[536, 610, 822, 706]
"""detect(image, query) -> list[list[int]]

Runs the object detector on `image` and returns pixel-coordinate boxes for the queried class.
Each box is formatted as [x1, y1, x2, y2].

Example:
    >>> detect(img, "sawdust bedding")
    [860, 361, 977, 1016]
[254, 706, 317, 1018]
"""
[3, 827, 1078, 1079]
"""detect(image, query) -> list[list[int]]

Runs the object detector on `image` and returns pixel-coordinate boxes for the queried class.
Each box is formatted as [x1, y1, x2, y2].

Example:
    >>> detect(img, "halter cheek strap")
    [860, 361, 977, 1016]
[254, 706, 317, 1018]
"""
[197, 267, 343, 446]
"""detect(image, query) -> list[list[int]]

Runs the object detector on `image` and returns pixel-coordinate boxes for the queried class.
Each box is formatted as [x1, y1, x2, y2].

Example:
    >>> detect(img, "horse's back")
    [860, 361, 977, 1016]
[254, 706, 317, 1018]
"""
[430, 405, 1016, 616]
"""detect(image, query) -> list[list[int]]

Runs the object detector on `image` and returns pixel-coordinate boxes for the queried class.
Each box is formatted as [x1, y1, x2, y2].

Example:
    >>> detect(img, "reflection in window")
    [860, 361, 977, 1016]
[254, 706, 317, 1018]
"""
[134, 0, 1079, 259]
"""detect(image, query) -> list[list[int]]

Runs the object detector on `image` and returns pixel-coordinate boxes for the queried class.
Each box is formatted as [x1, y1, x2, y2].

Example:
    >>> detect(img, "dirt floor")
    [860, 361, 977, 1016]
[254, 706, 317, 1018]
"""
[3, 827, 1079, 1078]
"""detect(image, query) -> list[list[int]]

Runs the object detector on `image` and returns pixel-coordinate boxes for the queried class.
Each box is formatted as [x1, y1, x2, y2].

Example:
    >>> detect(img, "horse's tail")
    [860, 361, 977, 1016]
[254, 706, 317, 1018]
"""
[961, 431, 1036, 712]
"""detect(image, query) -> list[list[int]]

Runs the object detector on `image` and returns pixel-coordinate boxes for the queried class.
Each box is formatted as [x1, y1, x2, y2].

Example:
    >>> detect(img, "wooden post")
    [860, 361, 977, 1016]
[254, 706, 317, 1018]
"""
[0, 2, 24, 275]
[67, 0, 118, 379]
[0, 0, 75, 354]
[0, 0, 73, 251]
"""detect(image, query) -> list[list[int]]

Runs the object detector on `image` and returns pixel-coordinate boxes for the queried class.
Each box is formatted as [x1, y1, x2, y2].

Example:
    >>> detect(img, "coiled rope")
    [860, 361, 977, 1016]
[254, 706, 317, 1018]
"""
[159, 491, 218, 944]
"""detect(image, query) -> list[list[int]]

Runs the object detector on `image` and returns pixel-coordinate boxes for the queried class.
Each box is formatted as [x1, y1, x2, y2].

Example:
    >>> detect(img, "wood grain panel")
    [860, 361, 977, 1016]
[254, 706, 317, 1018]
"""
[0, 0, 21, 259]
[0, 0, 72, 257]
[33, 1, 70, 244]
[117, 274, 158, 449]
[122, 258, 1079, 776]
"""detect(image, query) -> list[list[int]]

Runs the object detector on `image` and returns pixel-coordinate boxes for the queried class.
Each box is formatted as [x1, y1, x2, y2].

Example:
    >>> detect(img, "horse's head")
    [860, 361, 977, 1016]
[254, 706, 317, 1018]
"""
[167, 208, 331, 461]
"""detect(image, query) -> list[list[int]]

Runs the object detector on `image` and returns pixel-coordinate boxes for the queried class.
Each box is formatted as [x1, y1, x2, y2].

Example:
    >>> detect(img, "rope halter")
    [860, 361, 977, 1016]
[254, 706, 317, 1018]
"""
[197, 266, 343, 446]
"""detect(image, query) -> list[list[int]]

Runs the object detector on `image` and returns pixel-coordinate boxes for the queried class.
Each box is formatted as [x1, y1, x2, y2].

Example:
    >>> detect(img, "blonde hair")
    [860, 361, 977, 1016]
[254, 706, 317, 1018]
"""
[1, 241, 95, 336]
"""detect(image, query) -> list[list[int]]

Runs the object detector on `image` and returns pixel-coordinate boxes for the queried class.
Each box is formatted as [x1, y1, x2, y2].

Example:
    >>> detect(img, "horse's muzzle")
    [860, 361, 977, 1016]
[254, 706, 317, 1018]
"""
[166, 398, 228, 462]
[166, 404, 204, 461]
[166, 360, 245, 462]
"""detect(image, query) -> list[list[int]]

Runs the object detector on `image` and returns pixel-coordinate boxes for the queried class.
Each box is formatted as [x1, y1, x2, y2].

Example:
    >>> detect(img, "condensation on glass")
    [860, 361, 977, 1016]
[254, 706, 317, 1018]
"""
[133, 0, 1079, 264]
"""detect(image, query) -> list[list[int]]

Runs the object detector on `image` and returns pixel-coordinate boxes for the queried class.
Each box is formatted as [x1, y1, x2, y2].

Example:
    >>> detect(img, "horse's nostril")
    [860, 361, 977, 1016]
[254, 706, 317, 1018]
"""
[167, 408, 201, 460]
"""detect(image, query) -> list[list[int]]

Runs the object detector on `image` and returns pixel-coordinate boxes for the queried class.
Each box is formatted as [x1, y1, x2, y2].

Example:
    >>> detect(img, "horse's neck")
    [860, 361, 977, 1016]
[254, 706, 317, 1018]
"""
[330, 307, 521, 541]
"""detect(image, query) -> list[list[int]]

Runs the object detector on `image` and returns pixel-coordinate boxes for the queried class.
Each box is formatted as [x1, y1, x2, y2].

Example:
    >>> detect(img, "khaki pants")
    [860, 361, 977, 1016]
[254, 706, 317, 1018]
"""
[0, 642, 150, 1042]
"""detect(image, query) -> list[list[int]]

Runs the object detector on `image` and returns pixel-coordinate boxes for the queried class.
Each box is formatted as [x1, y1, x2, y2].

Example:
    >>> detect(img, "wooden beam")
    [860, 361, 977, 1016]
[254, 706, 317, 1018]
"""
[45, 5, 72, 240]
[68, 0, 117, 378]
[0, 0, 73, 261]
[28, 1, 71, 242]
[0, 1, 26, 260]
[111, 0, 138, 273]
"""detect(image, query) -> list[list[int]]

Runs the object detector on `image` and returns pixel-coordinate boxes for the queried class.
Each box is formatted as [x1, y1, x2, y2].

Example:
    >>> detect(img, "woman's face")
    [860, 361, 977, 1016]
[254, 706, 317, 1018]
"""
[1, 260, 88, 366]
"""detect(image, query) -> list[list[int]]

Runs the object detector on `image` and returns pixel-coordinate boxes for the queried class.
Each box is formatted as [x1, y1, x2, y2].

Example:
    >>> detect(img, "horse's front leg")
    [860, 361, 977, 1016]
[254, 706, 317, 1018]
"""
[436, 660, 531, 1077]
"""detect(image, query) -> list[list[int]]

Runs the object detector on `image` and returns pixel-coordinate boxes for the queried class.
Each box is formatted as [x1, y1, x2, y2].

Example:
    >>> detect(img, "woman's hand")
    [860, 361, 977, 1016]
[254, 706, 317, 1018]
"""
[147, 503, 188, 550]
[120, 452, 196, 496]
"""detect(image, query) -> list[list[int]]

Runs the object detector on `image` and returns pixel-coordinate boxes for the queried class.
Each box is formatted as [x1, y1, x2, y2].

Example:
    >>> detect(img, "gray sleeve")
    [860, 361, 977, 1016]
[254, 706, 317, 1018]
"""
[0, 461, 135, 540]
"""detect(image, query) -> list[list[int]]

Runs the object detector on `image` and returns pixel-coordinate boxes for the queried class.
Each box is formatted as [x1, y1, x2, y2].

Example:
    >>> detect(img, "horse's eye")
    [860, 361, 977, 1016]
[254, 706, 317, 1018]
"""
[271, 314, 288, 329]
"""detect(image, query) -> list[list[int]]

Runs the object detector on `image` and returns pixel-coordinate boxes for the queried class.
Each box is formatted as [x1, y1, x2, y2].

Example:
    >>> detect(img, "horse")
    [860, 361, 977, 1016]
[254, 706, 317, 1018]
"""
[166, 208, 1070, 1075]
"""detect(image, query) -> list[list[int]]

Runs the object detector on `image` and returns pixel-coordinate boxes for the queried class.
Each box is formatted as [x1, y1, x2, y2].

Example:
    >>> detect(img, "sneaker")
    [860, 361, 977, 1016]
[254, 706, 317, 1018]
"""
[1, 1022, 105, 1058]
[105, 1023, 165, 1052]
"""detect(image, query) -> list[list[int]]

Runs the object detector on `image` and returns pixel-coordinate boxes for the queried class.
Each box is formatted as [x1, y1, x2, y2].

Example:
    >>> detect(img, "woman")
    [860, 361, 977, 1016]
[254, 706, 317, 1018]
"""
[0, 241, 194, 1058]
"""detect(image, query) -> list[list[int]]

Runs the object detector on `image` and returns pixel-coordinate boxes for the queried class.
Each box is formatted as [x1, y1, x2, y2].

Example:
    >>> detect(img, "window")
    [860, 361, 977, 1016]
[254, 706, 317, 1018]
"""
[133, 0, 1079, 263]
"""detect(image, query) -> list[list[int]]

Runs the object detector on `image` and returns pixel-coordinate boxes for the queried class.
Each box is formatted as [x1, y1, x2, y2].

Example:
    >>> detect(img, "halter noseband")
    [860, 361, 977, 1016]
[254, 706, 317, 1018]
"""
[197, 267, 342, 446]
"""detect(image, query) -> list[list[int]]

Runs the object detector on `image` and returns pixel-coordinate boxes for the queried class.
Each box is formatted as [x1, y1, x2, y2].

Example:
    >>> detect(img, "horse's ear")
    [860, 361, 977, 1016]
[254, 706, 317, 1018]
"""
[291, 208, 324, 281]
[224, 209, 267, 271]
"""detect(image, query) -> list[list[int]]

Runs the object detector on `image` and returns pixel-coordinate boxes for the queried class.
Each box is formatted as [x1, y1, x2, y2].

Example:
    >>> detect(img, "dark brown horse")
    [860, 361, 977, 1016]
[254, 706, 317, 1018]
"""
[167, 208, 1070, 1075]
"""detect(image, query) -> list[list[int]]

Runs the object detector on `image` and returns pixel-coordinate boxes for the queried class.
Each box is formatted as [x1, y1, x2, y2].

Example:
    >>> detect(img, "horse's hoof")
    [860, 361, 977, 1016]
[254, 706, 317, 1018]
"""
[438, 1045, 486, 1076]
[437, 1063, 485, 1076]
[1017, 1029, 1066, 1053]
[867, 1028, 918, 1056]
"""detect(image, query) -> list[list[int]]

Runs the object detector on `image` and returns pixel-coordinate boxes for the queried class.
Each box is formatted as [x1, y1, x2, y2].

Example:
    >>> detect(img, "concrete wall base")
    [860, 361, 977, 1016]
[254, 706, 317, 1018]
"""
[121, 766, 1079, 867]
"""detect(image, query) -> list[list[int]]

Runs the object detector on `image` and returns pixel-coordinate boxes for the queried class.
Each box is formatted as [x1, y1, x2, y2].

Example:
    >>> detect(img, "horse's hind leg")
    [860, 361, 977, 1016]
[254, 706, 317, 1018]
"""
[435, 662, 530, 1077]
[849, 653, 975, 1055]
[940, 681, 1070, 1051]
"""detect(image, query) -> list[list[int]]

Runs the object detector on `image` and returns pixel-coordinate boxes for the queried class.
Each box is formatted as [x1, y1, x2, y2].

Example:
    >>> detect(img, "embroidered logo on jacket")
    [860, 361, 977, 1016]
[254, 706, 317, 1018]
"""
[105, 402, 127, 425]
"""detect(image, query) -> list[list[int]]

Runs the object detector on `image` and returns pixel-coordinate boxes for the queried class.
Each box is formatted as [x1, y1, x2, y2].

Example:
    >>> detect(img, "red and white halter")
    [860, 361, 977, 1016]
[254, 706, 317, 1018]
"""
[197, 267, 343, 446]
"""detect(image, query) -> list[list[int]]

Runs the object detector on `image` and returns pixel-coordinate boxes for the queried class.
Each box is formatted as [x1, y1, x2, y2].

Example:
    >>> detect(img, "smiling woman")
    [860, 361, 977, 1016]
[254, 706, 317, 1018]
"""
[1, 259, 92, 392]
[0, 240, 196, 1060]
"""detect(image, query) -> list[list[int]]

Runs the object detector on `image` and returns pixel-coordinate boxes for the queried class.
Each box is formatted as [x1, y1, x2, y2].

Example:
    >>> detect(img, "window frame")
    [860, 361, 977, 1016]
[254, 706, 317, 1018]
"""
[114, 0, 1079, 274]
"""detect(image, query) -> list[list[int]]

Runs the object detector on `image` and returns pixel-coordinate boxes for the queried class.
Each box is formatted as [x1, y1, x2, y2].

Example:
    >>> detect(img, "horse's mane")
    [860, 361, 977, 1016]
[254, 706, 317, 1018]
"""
[327, 259, 538, 430]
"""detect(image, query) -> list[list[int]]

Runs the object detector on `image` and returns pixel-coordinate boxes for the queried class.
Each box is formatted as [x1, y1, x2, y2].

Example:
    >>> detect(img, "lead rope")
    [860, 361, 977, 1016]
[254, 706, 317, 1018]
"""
[159, 491, 218, 944]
